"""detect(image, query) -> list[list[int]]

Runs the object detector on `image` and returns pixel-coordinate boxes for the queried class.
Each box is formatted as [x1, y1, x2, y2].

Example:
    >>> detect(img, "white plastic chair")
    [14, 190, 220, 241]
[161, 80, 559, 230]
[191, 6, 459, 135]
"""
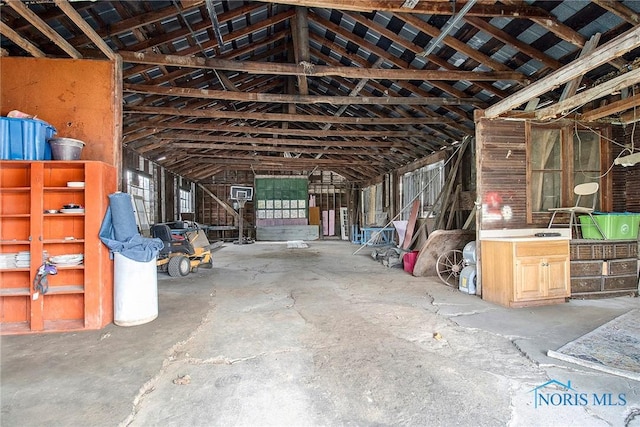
[547, 182, 605, 239]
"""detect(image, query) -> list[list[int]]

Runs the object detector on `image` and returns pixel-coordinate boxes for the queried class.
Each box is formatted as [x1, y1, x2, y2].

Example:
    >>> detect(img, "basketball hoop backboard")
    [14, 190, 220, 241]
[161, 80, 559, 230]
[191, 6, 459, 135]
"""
[230, 186, 253, 201]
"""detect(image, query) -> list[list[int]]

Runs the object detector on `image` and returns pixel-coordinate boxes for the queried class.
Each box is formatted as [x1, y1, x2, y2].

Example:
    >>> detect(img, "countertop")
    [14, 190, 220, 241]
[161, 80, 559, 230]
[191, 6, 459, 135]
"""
[480, 235, 570, 243]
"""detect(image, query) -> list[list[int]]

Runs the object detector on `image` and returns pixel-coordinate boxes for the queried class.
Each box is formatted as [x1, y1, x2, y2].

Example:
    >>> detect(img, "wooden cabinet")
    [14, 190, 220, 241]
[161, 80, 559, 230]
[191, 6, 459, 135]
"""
[481, 238, 570, 308]
[0, 161, 116, 334]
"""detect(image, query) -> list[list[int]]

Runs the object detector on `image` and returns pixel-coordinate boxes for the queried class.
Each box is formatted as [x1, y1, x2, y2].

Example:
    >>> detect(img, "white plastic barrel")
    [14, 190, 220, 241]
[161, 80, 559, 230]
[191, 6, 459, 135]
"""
[114, 252, 158, 326]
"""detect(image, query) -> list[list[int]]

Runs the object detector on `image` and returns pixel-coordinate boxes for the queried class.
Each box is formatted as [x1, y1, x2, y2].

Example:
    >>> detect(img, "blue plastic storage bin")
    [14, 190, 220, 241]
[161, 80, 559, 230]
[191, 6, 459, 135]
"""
[0, 117, 56, 160]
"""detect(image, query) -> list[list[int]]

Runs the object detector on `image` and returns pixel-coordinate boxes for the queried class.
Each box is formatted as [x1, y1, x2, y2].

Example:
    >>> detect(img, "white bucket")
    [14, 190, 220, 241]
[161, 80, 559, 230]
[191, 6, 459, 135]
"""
[114, 252, 158, 326]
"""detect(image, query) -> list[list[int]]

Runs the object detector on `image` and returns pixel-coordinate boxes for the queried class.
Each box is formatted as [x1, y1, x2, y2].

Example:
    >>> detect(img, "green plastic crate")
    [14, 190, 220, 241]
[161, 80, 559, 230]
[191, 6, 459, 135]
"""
[579, 213, 640, 240]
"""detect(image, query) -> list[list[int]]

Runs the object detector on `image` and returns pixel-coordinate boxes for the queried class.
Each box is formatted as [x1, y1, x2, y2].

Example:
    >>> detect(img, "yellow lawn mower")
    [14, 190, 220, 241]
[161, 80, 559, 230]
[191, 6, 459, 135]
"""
[151, 222, 213, 277]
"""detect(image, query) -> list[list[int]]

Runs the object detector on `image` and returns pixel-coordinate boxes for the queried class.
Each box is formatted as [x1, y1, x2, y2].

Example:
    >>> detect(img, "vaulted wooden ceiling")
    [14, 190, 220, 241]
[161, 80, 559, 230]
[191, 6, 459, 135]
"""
[2, 0, 640, 182]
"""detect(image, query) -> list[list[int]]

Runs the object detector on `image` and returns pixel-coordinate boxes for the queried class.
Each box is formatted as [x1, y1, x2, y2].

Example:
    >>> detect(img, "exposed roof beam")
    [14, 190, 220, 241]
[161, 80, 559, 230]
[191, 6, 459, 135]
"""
[190, 154, 380, 166]
[581, 93, 640, 122]
[535, 67, 640, 120]
[483, 25, 640, 118]
[617, 107, 640, 125]
[255, 1, 551, 17]
[119, 51, 526, 82]
[592, 0, 640, 26]
[338, 12, 505, 100]
[291, 6, 310, 95]
[308, 27, 481, 120]
[559, 33, 600, 101]
[499, 0, 586, 47]
[126, 122, 427, 138]
[169, 142, 400, 157]
[5, 0, 82, 58]
[122, 8, 294, 53]
[0, 21, 46, 57]
[126, 105, 457, 125]
[464, 16, 563, 70]
[54, 0, 116, 60]
[156, 133, 401, 148]
[398, 13, 514, 73]
[123, 83, 478, 106]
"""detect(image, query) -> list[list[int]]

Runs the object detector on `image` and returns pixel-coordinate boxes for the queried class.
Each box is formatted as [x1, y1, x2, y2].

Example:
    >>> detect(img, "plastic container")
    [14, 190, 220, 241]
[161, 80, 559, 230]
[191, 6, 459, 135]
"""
[48, 137, 85, 160]
[403, 250, 419, 274]
[114, 252, 158, 326]
[579, 213, 640, 240]
[0, 117, 56, 160]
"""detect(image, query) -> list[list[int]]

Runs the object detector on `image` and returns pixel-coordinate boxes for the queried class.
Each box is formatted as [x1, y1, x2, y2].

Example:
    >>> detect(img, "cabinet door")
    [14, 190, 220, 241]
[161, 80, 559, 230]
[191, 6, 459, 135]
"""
[515, 257, 545, 300]
[545, 255, 570, 297]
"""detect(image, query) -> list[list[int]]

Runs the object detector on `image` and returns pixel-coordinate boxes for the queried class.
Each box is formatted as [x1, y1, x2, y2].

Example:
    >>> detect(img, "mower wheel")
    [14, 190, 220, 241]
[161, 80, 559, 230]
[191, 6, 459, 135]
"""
[202, 257, 213, 269]
[168, 255, 190, 277]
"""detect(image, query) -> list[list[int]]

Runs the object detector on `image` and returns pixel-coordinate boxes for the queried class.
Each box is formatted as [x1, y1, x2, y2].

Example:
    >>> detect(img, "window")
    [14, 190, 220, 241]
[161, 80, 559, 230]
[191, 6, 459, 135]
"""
[530, 128, 562, 211]
[401, 160, 445, 219]
[180, 186, 194, 214]
[126, 170, 155, 224]
[529, 125, 602, 214]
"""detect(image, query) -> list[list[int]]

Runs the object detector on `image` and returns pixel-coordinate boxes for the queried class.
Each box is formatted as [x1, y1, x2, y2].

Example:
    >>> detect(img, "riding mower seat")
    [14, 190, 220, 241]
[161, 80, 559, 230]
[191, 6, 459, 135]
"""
[151, 224, 195, 256]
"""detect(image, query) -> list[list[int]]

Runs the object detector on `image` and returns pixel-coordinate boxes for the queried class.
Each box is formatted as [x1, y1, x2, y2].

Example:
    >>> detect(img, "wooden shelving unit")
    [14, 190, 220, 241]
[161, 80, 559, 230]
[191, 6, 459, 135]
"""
[0, 161, 116, 334]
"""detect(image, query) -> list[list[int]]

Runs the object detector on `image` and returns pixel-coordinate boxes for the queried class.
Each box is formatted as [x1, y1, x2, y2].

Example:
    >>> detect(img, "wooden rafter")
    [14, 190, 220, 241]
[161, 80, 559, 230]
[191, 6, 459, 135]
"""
[291, 6, 310, 95]
[54, 0, 117, 60]
[124, 121, 428, 138]
[463, 16, 563, 70]
[484, 26, 640, 118]
[123, 83, 479, 106]
[340, 11, 508, 100]
[255, 1, 552, 17]
[168, 143, 405, 159]
[0, 21, 46, 57]
[308, 14, 480, 121]
[591, 0, 640, 26]
[535, 67, 640, 120]
[499, 0, 586, 47]
[155, 133, 401, 148]
[581, 94, 640, 122]
[126, 105, 457, 125]
[5, 0, 82, 58]
[118, 51, 526, 82]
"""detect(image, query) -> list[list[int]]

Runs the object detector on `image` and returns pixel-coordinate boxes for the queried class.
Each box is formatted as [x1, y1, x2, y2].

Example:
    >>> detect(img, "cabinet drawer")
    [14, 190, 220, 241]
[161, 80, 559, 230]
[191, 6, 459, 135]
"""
[571, 260, 604, 277]
[516, 241, 567, 257]
[607, 259, 638, 276]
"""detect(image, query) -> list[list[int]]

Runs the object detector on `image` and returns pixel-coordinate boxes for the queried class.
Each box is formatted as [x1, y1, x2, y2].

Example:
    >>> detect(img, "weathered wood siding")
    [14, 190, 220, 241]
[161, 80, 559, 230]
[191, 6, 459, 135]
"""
[476, 118, 529, 230]
[612, 126, 640, 213]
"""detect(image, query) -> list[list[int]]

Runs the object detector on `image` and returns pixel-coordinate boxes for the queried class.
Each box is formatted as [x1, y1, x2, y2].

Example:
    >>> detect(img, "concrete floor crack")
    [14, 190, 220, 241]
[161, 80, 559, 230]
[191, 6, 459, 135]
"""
[625, 407, 640, 427]
[174, 348, 303, 366]
[119, 305, 216, 427]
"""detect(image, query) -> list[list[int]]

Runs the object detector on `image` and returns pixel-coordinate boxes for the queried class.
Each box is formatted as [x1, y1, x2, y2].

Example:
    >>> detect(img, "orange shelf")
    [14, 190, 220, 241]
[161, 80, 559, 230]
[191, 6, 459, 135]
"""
[0, 160, 116, 334]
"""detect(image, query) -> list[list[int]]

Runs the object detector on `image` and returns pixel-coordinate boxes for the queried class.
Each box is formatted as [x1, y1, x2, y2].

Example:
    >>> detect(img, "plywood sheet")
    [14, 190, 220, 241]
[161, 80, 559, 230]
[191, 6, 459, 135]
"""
[0, 57, 120, 169]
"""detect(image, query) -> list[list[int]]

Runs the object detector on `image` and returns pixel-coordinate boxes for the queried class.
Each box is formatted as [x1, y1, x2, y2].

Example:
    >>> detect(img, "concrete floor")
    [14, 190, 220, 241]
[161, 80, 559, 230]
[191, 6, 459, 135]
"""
[1, 240, 639, 426]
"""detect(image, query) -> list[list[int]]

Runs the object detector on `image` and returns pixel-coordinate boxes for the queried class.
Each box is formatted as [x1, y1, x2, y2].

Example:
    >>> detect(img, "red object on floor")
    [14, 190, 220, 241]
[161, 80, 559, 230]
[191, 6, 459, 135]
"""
[403, 251, 419, 274]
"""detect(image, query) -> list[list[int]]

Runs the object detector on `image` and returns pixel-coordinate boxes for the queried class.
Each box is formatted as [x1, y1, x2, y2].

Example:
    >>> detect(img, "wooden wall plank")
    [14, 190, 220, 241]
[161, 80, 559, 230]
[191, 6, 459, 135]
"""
[476, 118, 528, 230]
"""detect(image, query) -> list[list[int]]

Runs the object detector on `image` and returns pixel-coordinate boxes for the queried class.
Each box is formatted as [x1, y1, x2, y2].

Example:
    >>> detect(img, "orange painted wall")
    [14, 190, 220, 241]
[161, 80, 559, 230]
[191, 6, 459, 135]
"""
[0, 57, 121, 171]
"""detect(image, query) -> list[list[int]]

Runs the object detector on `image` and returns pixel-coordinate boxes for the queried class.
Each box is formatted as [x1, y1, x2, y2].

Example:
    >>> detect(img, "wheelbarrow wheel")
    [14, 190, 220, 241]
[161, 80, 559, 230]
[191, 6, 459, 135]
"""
[436, 249, 464, 288]
[168, 255, 190, 277]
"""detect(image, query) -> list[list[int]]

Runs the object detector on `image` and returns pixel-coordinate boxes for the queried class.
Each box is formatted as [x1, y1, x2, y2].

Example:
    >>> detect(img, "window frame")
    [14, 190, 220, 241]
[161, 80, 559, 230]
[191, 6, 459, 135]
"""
[526, 122, 611, 223]
[400, 160, 445, 220]
[125, 169, 155, 224]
